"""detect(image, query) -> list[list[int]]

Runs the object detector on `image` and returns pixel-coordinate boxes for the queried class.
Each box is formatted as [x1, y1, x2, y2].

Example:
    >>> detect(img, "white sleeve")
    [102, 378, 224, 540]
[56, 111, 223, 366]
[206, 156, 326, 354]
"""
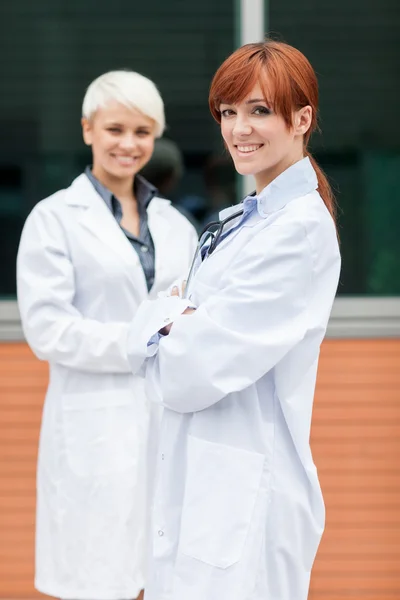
[128, 221, 314, 412]
[17, 206, 131, 373]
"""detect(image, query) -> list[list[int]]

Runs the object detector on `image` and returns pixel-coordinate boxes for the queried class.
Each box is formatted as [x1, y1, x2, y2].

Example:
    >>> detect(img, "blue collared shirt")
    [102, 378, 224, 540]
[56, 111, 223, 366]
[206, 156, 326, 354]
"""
[200, 194, 258, 260]
[85, 167, 157, 291]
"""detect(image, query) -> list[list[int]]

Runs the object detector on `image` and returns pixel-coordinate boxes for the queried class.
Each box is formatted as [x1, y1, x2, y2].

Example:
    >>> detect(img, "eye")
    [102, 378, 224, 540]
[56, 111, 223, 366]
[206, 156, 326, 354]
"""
[253, 106, 272, 116]
[107, 127, 122, 134]
[136, 129, 151, 137]
[220, 108, 235, 118]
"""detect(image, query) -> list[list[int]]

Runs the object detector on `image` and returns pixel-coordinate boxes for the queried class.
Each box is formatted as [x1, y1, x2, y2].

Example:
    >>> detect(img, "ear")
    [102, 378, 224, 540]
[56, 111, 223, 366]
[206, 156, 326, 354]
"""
[294, 106, 312, 136]
[81, 117, 93, 146]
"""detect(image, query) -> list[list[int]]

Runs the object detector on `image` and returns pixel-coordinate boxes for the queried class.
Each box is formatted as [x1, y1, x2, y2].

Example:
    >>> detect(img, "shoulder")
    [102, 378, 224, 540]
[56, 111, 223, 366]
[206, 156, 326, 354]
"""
[31, 189, 68, 214]
[23, 189, 68, 230]
[21, 180, 82, 241]
[269, 191, 340, 275]
[25, 173, 89, 223]
[269, 191, 337, 247]
[18, 189, 70, 256]
[241, 191, 339, 277]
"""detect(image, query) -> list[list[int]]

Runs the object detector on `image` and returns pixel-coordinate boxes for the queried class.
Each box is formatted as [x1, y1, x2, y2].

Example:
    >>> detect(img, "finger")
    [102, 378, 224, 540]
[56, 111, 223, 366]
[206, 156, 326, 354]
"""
[159, 323, 172, 335]
[171, 286, 179, 296]
[182, 280, 187, 295]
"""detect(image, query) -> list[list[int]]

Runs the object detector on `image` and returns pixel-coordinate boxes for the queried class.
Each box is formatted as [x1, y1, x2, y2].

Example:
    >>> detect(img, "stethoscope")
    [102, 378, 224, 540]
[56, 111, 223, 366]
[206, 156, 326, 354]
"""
[183, 208, 244, 299]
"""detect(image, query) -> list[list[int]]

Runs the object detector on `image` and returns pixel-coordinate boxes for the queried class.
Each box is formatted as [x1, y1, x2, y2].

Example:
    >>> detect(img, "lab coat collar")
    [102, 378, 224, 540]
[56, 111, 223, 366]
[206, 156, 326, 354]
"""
[65, 174, 170, 212]
[84, 167, 158, 212]
[64, 174, 172, 291]
[253, 157, 318, 217]
[218, 203, 246, 222]
[218, 157, 317, 223]
[65, 174, 103, 207]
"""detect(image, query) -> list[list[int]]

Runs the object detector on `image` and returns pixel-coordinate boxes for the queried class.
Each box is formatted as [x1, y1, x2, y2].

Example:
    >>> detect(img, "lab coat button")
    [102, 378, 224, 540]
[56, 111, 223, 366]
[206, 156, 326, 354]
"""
[158, 530, 164, 537]
[141, 246, 149, 253]
[161, 454, 165, 460]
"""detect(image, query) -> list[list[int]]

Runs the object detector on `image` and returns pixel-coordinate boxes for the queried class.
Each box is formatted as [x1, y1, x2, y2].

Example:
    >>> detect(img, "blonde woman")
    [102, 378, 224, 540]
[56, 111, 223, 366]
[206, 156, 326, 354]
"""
[17, 70, 197, 600]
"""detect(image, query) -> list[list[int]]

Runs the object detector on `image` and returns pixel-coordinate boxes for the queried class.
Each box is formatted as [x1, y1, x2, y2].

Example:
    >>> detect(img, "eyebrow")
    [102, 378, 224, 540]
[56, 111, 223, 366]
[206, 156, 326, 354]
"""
[220, 98, 269, 106]
[105, 122, 151, 129]
[246, 98, 269, 104]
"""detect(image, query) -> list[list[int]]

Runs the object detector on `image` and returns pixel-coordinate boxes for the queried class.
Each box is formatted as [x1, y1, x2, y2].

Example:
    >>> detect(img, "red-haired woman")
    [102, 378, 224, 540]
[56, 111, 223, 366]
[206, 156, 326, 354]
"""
[128, 41, 341, 600]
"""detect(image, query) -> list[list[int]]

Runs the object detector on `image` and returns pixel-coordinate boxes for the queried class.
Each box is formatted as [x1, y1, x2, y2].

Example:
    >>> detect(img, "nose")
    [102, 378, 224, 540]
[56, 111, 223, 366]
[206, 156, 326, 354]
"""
[232, 114, 252, 137]
[119, 132, 136, 150]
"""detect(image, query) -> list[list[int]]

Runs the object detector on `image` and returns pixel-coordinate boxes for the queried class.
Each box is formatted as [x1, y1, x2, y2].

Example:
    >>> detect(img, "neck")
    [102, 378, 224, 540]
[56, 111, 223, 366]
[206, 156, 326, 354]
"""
[255, 152, 305, 195]
[91, 167, 135, 201]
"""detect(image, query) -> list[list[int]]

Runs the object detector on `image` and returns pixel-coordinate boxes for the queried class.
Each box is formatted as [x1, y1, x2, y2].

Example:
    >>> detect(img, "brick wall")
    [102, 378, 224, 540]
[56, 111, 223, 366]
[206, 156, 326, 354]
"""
[1, 340, 399, 599]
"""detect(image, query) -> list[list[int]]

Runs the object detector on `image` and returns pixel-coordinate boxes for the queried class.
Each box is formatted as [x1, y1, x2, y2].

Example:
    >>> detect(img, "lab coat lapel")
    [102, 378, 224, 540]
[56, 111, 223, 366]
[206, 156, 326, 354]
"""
[65, 174, 142, 282]
[209, 204, 260, 258]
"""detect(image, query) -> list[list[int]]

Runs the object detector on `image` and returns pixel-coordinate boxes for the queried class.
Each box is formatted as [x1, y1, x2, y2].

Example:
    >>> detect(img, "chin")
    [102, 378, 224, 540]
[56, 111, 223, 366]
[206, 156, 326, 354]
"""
[108, 166, 137, 180]
[234, 164, 257, 177]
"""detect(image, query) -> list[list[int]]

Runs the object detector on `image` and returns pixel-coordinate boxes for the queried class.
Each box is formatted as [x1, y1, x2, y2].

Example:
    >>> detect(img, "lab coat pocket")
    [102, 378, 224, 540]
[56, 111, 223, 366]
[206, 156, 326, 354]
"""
[179, 435, 265, 569]
[62, 390, 138, 478]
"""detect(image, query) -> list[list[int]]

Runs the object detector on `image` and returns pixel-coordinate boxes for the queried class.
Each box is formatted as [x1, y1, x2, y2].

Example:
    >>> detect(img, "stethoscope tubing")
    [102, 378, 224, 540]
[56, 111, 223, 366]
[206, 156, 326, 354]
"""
[182, 208, 244, 299]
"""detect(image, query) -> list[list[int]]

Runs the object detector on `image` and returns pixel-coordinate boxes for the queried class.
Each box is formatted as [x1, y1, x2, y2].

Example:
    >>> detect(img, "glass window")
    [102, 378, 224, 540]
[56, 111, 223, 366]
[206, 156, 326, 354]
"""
[270, 0, 400, 295]
[0, 0, 235, 297]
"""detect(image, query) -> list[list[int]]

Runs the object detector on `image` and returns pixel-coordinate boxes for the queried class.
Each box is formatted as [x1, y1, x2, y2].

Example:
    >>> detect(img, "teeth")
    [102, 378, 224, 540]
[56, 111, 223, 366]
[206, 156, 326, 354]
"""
[115, 156, 136, 164]
[237, 145, 261, 153]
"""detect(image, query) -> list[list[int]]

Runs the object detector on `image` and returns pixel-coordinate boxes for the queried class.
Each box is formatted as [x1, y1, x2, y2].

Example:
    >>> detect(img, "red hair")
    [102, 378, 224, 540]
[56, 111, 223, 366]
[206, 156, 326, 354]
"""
[209, 40, 336, 223]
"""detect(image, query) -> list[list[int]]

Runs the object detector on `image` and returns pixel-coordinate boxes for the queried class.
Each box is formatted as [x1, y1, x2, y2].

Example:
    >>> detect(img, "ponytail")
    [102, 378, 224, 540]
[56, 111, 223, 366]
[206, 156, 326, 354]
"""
[305, 151, 337, 226]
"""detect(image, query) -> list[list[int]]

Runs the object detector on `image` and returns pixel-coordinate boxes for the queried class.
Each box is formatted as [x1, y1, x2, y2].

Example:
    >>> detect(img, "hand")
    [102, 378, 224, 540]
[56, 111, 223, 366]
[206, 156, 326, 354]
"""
[171, 284, 196, 316]
[169, 279, 187, 298]
[159, 284, 195, 336]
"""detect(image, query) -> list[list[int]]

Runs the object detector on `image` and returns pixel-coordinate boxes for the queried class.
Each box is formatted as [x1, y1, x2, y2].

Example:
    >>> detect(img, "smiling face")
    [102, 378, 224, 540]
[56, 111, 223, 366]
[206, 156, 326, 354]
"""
[82, 102, 156, 187]
[220, 83, 312, 193]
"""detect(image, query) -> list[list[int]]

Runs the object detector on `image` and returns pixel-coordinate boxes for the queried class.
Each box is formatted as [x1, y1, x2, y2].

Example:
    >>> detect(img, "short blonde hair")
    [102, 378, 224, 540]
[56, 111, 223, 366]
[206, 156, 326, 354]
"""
[82, 70, 165, 137]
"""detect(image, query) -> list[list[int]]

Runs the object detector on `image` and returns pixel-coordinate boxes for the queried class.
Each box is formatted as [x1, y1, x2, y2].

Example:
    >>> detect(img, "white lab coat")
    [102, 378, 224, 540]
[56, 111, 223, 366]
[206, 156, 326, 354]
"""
[16, 173, 197, 600]
[127, 158, 341, 600]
